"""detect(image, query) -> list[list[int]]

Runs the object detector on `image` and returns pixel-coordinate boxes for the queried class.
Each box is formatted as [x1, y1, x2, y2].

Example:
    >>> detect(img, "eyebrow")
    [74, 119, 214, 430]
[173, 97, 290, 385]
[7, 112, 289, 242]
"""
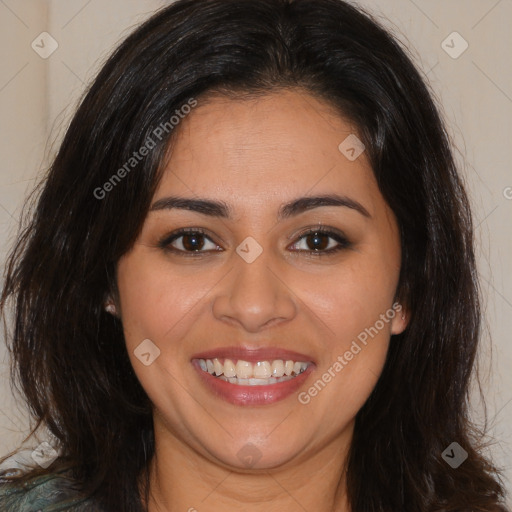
[149, 194, 371, 219]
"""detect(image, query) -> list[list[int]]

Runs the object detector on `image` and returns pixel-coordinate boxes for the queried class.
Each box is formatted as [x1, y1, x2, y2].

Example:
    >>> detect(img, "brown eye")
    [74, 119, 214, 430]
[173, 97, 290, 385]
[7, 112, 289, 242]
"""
[289, 228, 351, 255]
[304, 232, 330, 251]
[159, 229, 221, 254]
[180, 232, 206, 251]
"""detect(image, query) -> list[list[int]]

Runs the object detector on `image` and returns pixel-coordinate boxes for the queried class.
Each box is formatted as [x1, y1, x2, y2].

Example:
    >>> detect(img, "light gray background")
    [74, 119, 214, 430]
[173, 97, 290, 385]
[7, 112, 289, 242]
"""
[0, 0, 510, 505]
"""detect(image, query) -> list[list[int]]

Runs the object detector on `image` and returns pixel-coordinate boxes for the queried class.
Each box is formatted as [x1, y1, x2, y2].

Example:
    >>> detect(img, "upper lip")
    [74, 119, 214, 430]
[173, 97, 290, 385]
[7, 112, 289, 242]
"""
[191, 346, 315, 364]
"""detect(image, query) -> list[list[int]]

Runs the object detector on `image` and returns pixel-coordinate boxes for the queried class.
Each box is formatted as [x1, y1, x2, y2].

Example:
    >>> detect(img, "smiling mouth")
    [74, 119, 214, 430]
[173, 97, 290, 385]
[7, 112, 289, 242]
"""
[195, 357, 311, 386]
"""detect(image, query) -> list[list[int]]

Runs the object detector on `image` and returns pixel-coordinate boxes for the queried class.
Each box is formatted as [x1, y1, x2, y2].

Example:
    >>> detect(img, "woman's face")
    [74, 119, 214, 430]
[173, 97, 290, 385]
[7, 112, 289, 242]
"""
[116, 89, 407, 471]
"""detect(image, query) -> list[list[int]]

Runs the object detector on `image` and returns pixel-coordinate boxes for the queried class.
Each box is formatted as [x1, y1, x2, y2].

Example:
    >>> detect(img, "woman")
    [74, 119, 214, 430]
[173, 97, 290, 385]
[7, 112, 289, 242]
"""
[0, 0, 509, 510]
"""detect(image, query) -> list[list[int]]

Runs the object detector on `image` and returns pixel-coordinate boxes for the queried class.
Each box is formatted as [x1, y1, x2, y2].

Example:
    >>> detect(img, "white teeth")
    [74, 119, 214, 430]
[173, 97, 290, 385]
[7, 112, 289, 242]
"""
[218, 375, 295, 386]
[284, 360, 294, 376]
[235, 360, 252, 379]
[253, 361, 272, 379]
[271, 360, 285, 377]
[197, 358, 310, 381]
[223, 358, 236, 378]
[213, 358, 223, 376]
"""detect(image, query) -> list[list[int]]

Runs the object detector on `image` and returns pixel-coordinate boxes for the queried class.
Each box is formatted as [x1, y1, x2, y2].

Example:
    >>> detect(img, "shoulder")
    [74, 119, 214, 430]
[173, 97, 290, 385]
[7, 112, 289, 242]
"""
[0, 466, 105, 512]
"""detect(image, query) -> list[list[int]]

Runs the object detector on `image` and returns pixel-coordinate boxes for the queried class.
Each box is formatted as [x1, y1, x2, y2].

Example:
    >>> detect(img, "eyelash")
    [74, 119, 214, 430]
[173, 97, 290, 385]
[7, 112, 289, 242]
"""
[157, 226, 352, 258]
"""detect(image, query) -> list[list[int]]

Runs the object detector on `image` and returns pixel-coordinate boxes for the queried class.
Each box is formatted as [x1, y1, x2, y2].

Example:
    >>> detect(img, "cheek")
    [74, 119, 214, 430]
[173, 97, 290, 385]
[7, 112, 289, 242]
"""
[295, 250, 398, 409]
[299, 282, 394, 419]
[304, 253, 398, 343]
[115, 253, 207, 351]
[115, 254, 209, 415]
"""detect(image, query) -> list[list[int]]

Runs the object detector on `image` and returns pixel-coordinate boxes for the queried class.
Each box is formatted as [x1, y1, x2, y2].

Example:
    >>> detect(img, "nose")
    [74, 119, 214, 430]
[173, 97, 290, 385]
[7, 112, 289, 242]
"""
[212, 249, 297, 333]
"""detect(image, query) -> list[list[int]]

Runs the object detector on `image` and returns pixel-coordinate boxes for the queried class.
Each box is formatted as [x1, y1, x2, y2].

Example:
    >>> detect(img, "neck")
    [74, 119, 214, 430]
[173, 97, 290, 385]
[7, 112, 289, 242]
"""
[143, 420, 353, 512]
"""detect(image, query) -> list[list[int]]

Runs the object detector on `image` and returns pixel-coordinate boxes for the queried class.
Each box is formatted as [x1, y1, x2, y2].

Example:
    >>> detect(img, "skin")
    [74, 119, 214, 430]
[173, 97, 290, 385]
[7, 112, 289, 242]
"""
[115, 89, 408, 512]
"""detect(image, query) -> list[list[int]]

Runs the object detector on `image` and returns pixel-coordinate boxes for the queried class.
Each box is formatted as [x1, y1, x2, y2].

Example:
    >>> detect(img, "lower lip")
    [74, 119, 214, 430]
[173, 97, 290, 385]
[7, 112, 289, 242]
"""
[192, 360, 314, 406]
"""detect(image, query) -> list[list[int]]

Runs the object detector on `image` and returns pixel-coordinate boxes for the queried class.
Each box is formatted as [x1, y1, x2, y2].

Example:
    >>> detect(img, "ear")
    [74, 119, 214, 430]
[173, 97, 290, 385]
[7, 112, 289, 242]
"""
[104, 295, 119, 318]
[390, 301, 408, 335]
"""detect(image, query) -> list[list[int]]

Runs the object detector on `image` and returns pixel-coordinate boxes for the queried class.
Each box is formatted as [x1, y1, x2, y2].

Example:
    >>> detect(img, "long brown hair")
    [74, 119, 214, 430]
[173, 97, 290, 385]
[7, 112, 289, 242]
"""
[1, 0, 509, 510]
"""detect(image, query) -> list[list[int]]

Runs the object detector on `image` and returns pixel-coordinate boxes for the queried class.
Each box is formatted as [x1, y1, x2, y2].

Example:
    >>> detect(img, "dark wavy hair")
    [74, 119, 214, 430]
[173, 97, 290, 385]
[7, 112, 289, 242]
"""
[0, 0, 509, 510]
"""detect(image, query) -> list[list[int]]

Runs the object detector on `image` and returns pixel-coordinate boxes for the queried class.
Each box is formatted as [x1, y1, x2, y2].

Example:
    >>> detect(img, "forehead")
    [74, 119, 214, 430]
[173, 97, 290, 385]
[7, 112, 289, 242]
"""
[154, 89, 380, 218]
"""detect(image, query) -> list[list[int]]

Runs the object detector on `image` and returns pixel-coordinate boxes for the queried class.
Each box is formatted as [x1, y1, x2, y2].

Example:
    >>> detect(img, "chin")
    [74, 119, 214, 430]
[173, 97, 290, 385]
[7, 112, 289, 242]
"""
[207, 436, 307, 472]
